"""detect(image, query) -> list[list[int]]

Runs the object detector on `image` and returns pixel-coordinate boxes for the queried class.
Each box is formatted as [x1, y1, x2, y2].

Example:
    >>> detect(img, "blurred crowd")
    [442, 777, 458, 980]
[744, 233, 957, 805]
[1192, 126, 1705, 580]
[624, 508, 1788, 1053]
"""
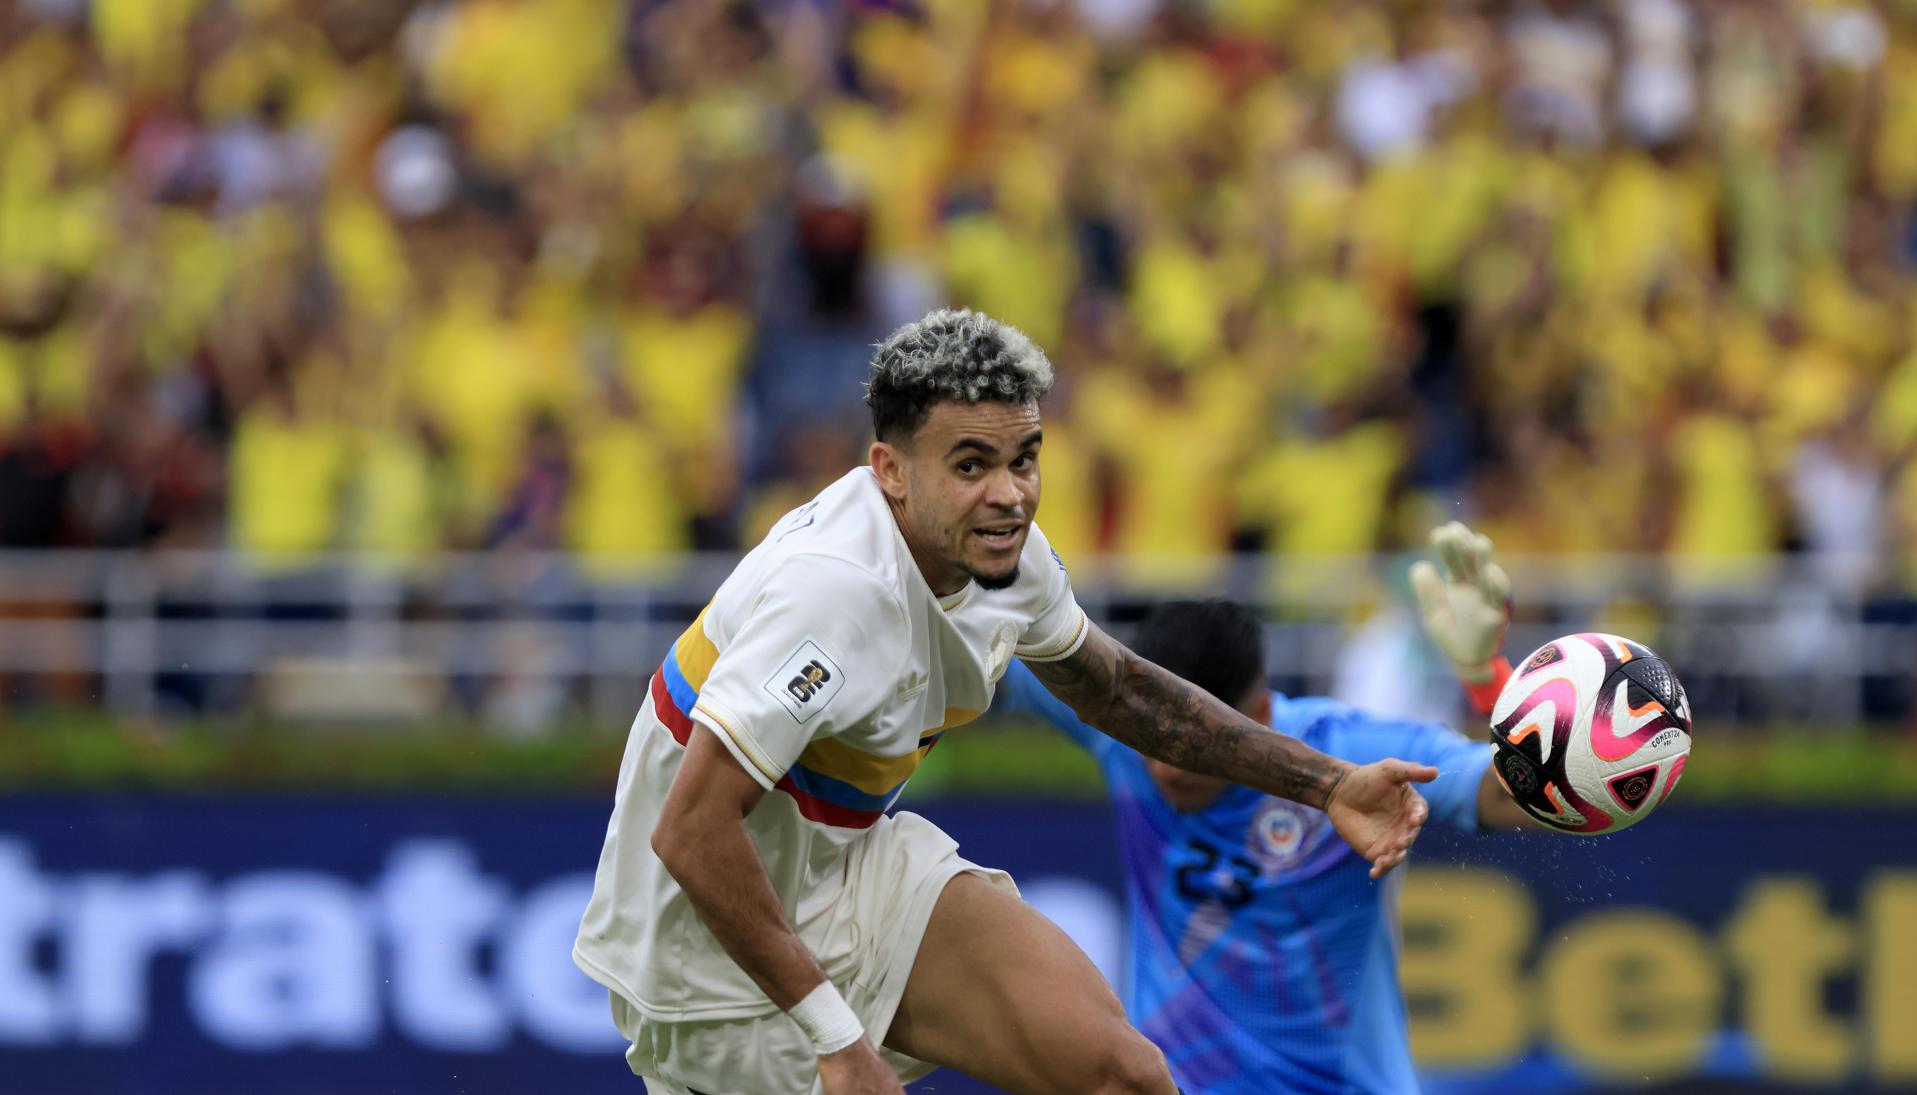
[5, 0, 1917, 599]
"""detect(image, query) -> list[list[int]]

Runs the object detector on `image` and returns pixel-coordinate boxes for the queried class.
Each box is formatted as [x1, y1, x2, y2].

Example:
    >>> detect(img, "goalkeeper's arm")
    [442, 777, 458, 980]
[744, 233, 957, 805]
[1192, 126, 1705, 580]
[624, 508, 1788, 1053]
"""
[1410, 522, 1542, 831]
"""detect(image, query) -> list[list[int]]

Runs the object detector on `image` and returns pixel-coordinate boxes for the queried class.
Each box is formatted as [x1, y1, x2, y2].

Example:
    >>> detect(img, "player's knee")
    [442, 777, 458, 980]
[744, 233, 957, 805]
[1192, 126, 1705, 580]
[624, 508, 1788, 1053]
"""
[1086, 1026, 1173, 1095]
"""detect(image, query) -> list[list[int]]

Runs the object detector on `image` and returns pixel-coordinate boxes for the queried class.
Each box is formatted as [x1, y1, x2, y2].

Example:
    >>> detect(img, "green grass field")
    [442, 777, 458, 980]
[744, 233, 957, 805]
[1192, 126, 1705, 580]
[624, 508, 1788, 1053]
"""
[3, 711, 1915, 803]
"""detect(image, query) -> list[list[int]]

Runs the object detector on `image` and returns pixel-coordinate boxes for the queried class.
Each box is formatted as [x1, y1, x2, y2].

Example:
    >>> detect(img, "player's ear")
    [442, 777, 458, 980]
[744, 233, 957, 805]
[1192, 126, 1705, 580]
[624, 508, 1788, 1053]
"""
[1246, 687, 1272, 726]
[869, 439, 909, 501]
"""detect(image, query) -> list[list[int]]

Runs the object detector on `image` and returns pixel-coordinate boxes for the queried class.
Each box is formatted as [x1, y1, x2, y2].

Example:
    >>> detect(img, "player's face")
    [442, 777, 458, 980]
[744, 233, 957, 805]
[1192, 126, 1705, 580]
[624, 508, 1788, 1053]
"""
[879, 400, 1042, 595]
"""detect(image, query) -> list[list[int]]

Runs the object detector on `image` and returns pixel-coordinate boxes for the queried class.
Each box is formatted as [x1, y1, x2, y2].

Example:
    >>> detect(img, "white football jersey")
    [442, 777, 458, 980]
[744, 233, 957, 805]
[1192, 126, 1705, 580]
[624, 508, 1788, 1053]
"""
[573, 468, 1087, 1021]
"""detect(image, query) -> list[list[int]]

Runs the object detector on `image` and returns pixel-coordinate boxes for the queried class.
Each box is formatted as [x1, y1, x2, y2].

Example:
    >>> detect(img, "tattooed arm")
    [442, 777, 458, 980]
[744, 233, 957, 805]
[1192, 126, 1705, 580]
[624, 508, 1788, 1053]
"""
[1027, 623, 1438, 877]
[1028, 622, 1352, 804]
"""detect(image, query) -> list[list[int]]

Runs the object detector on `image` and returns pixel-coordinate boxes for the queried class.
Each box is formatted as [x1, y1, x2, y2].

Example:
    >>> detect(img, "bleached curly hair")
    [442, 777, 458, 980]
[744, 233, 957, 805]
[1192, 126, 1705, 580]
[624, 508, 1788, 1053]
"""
[865, 309, 1055, 443]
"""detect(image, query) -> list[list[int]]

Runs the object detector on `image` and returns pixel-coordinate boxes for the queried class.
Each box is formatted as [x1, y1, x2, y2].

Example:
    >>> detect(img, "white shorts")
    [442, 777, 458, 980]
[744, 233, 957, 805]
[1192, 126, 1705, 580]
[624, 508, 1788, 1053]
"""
[609, 810, 1017, 1094]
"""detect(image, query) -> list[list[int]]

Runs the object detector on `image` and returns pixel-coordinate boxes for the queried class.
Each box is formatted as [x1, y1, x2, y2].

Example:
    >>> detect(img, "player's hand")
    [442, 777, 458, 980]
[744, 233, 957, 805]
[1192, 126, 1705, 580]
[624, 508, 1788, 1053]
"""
[1326, 759, 1438, 879]
[818, 1039, 906, 1095]
[1409, 521, 1512, 684]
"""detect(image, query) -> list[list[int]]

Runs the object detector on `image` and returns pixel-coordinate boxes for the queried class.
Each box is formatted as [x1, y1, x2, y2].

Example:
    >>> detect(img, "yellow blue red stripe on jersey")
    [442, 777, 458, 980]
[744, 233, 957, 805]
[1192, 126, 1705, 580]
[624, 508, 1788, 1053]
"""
[648, 609, 977, 828]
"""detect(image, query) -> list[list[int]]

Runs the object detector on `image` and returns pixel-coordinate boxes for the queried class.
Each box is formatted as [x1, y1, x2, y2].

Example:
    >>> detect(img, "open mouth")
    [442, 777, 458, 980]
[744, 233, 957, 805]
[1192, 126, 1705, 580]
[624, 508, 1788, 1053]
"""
[973, 525, 1022, 548]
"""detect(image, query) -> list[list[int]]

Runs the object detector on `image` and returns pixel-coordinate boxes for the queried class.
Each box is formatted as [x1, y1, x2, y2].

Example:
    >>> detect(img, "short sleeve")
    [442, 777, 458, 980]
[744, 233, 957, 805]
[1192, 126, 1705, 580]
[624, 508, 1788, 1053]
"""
[1014, 523, 1089, 663]
[690, 555, 910, 791]
[1289, 700, 1495, 832]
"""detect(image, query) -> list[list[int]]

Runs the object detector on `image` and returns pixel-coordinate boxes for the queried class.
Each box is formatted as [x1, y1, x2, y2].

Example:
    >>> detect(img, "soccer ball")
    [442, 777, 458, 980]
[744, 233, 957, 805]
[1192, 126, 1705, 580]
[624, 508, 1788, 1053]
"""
[1488, 633, 1692, 835]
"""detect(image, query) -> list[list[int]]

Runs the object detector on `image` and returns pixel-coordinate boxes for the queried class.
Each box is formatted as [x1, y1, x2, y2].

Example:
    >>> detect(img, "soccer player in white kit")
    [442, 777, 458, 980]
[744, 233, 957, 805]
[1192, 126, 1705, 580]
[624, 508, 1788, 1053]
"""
[574, 309, 1438, 1095]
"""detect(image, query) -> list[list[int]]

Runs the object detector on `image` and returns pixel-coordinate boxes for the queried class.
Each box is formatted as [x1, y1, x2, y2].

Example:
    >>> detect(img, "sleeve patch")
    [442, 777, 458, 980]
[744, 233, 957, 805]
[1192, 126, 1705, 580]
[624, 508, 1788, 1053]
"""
[763, 640, 846, 725]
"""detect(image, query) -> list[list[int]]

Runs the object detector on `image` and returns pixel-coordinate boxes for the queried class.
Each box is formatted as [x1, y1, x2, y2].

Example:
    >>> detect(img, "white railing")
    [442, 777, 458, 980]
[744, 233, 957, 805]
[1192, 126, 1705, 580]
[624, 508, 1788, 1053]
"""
[0, 551, 1909, 727]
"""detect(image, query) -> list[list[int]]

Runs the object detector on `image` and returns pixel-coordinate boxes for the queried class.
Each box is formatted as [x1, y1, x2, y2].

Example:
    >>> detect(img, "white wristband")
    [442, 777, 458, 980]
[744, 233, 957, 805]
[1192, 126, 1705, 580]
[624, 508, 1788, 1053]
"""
[789, 980, 864, 1055]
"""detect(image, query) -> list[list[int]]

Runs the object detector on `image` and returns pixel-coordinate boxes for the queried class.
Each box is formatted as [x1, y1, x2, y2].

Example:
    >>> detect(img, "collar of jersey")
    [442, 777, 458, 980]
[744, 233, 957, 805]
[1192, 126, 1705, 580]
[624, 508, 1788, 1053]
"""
[937, 583, 975, 612]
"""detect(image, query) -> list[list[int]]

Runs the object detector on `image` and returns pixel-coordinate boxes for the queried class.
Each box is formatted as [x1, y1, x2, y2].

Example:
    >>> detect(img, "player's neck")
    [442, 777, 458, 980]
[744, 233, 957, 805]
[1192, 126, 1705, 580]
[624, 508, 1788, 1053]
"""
[882, 493, 970, 598]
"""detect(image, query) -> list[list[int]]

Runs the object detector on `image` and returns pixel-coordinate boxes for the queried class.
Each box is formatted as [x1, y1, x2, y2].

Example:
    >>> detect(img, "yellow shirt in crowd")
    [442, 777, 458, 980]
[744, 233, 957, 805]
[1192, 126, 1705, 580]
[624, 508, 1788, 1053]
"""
[566, 410, 690, 576]
[1668, 412, 1777, 580]
[1076, 364, 1257, 588]
[618, 303, 751, 458]
[231, 402, 348, 566]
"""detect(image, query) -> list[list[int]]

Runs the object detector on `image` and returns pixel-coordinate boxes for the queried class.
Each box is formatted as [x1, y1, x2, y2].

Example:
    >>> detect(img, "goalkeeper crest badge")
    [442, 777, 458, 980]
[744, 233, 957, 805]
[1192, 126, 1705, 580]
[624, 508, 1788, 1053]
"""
[766, 641, 845, 724]
[1248, 800, 1322, 870]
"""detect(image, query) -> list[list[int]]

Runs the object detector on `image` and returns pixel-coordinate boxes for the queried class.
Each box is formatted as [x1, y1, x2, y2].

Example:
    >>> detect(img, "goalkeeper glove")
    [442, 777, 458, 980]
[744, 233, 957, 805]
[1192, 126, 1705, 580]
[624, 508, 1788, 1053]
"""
[1409, 521, 1513, 715]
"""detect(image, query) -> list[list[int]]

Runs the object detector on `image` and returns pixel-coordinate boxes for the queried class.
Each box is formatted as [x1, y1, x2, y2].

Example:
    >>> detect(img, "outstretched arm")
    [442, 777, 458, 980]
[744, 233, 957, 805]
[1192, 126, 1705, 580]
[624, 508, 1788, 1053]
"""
[1411, 520, 1545, 832]
[1477, 767, 1545, 830]
[1026, 624, 1436, 877]
[1025, 624, 1349, 804]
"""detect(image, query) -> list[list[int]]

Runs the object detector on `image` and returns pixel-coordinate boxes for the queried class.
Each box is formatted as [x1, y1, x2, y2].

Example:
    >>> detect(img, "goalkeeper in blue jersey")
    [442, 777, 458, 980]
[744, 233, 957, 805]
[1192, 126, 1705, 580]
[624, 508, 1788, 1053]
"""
[992, 523, 1537, 1095]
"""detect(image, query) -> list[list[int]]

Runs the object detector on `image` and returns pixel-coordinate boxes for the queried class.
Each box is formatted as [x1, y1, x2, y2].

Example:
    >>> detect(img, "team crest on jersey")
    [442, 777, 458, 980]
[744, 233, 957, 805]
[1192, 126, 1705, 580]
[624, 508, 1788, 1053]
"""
[1248, 800, 1321, 870]
[988, 622, 1020, 683]
[765, 640, 845, 724]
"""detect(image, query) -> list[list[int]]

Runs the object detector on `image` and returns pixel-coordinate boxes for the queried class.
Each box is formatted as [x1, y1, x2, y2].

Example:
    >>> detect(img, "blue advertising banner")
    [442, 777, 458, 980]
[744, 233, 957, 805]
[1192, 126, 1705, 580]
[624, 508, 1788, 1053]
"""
[0, 793, 1910, 1094]
[1403, 812, 1917, 1095]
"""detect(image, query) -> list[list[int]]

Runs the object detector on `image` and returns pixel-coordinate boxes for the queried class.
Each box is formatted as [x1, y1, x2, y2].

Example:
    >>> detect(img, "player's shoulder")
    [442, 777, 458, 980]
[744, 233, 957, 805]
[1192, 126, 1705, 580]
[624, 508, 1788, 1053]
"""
[710, 545, 911, 674]
[1018, 520, 1070, 574]
[994, 520, 1074, 606]
[1268, 692, 1413, 758]
[1272, 690, 1480, 767]
[751, 469, 909, 596]
[1266, 692, 1356, 742]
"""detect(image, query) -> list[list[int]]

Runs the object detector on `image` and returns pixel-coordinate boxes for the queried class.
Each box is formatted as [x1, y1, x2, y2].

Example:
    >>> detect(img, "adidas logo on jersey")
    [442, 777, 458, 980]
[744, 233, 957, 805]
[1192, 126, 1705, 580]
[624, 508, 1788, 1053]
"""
[896, 669, 929, 699]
